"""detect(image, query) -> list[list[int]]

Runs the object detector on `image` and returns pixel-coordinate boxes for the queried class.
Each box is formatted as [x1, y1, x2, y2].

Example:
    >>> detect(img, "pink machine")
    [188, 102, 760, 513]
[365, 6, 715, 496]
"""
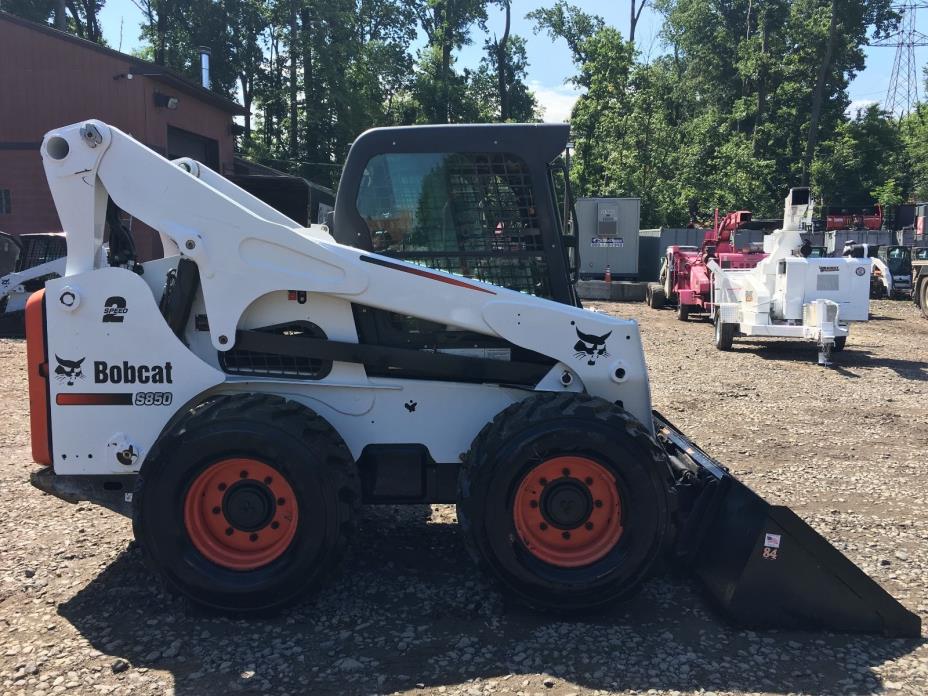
[657, 210, 768, 320]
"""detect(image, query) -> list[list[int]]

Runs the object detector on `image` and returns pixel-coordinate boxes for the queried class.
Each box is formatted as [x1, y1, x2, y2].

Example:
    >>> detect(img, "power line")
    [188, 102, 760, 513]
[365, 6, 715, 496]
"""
[873, 2, 928, 118]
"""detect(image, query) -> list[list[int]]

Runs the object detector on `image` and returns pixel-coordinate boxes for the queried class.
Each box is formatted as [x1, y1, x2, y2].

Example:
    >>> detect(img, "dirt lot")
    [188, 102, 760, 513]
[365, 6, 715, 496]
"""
[1, 299, 926, 696]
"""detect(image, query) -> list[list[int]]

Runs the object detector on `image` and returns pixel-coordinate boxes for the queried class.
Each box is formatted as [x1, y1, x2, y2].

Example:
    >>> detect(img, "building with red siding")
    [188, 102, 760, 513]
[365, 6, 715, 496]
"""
[0, 11, 247, 258]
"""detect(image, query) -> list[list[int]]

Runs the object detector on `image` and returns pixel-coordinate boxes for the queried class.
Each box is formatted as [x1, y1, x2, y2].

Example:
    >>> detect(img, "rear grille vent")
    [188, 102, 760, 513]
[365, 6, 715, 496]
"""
[220, 322, 332, 380]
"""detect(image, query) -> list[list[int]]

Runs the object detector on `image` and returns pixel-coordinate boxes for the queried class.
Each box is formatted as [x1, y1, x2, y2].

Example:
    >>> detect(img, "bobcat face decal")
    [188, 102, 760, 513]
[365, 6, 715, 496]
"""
[574, 328, 612, 366]
[54, 355, 86, 386]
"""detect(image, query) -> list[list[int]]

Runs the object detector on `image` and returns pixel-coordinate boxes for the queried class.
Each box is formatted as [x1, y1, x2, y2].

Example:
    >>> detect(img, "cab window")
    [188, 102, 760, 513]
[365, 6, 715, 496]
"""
[355, 152, 551, 296]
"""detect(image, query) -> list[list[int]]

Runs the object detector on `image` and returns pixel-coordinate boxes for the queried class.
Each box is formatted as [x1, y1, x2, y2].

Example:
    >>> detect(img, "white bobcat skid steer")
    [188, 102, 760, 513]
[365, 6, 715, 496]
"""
[25, 120, 918, 636]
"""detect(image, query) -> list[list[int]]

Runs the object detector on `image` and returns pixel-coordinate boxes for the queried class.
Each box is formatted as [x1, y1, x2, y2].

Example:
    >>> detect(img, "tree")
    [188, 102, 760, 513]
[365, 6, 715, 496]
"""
[415, 0, 489, 122]
[629, 0, 647, 45]
[527, 1, 604, 64]
[2, 0, 104, 41]
[471, 34, 538, 122]
[871, 179, 903, 207]
[490, 0, 510, 121]
[811, 105, 903, 207]
[796, 0, 898, 185]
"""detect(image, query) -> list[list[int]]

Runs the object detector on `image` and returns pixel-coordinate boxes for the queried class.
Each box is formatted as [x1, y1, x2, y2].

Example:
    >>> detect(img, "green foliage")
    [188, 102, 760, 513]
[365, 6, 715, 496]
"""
[538, 0, 907, 226]
[812, 104, 903, 207]
[2, 0, 105, 41]
[871, 179, 903, 207]
[900, 105, 928, 201]
[5, 0, 919, 220]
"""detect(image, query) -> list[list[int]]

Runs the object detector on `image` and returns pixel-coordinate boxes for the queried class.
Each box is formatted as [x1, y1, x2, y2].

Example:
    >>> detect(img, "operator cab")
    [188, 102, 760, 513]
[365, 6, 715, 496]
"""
[880, 245, 911, 278]
[331, 124, 580, 308]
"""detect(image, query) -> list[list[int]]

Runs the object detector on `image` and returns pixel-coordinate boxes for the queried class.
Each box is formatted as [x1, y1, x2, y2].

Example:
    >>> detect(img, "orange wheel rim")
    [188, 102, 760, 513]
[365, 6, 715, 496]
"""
[183, 458, 298, 571]
[512, 456, 623, 568]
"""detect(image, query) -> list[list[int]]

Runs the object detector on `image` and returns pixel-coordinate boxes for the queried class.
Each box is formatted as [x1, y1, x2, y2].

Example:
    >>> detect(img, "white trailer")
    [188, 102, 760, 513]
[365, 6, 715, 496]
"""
[710, 188, 871, 365]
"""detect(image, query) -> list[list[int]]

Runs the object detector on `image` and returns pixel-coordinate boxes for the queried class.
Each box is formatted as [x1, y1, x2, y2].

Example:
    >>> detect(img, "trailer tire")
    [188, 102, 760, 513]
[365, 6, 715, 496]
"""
[713, 314, 735, 351]
[676, 303, 691, 321]
[458, 393, 671, 612]
[133, 393, 359, 613]
[647, 284, 666, 309]
[833, 336, 847, 352]
[920, 280, 928, 319]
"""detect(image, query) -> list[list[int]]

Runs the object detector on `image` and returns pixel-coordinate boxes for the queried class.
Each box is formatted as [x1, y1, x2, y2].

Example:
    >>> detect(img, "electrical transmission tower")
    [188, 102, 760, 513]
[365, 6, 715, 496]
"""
[874, 2, 928, 118]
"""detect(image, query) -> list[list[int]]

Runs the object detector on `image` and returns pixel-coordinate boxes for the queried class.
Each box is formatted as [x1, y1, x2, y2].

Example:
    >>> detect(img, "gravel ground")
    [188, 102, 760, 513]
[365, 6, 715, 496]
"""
[1, 299, 926, 696]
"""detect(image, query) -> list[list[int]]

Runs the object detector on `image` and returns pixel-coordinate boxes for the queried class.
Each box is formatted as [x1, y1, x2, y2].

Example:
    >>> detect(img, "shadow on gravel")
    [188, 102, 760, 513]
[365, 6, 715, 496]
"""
[734, 341, 928, 380]
[59, 506, 920, 696]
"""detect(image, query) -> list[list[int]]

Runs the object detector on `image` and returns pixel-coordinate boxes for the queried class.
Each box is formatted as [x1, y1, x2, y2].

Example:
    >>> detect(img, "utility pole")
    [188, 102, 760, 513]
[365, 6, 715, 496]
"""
[874, 2, 928, 118]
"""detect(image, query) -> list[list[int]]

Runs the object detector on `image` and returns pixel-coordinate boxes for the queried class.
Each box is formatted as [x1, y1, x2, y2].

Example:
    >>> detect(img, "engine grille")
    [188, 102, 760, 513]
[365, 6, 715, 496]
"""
[220, 322, 332, 380]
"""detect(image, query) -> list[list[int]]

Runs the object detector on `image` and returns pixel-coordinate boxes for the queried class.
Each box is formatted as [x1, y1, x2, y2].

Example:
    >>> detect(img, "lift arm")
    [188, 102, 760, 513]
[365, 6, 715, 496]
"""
[41, 120, 653, 427]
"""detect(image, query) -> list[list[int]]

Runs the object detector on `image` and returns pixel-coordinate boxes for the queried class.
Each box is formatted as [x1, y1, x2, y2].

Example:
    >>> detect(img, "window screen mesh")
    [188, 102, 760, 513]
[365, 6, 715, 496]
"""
[20, 236, 66, 270]
[356, 152, 551, 297]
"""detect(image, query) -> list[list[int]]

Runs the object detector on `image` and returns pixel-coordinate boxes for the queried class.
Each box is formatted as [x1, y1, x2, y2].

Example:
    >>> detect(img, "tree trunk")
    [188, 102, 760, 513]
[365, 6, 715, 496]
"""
[753, 17, 768, 152]
[155, 2, 168, 65]
[496, 0, 511, 121]
[55, 0, 66, 30]
[300, 7, 316, 165]
[65, 1, 83, 36]
[630, 0, 647, 45]
[289, 0, 299, 158]
[240, 74, 252, 138]
[801, 0, 838, 186]
[440, 0, 453, 122]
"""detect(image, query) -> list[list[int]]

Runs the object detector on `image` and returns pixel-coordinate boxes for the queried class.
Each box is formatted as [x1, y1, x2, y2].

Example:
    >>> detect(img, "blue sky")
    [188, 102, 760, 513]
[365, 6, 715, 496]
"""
[98, 0, 927, 121]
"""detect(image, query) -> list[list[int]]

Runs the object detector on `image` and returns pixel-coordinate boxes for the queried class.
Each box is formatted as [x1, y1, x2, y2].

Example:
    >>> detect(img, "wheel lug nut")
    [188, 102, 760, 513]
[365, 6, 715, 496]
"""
[562, 531, 571, 540]
[585, 521, 594, 530]
[264, 476, 273, 484]
[239, 470, 248, 478]
[539, 477, 548, 486]
[271, 521, 280, 529]
[585, 477, 593, 485]
[539, 522, 548, 531]
[277, 497, 285, 506]
[218, 483, 227, 491]
[249, 533, 258, 542]
[225, 527, 234, 536]
[594, 499, 603, 508]
[529, 500, 538, 508]
[212, 506, 221, 515]
[562, 468, 571, 477]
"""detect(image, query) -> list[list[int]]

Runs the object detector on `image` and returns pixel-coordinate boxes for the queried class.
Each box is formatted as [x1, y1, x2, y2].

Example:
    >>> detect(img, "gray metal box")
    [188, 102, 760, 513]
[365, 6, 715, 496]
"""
[825, 229, 894, 254]
[576, 197, 640, 278]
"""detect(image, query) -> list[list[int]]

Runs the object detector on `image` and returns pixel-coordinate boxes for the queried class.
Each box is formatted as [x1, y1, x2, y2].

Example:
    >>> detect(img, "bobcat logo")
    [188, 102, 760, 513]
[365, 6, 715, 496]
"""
[54, 355, 86, 386]
[574, 328, 611, 366]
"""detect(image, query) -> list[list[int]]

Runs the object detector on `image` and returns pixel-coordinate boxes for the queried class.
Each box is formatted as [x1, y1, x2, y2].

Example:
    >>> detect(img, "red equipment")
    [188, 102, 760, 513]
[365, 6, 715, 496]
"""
[651, 209, 768, 320]
[825, 205, 882, 232]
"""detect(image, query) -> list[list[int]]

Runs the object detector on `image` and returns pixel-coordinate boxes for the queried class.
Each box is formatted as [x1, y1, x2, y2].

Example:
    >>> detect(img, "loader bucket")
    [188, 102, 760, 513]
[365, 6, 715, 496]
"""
[655, 412, 921, 638]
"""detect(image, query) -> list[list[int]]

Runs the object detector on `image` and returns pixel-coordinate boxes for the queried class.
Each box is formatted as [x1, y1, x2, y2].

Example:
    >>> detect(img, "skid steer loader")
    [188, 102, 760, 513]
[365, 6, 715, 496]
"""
[26, 120, 918, 637]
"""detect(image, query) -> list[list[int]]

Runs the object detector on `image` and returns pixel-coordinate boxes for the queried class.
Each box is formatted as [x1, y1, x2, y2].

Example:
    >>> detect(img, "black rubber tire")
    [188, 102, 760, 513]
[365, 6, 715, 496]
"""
[713, 313, 735, 351]
[833, 336, 847, 352]
[919, 280, 928, 319]
[457, 392, 671, 612]
[647, 283, 666, 309]
[133, 393, 359, 613]
[676, 303, 691, 321]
